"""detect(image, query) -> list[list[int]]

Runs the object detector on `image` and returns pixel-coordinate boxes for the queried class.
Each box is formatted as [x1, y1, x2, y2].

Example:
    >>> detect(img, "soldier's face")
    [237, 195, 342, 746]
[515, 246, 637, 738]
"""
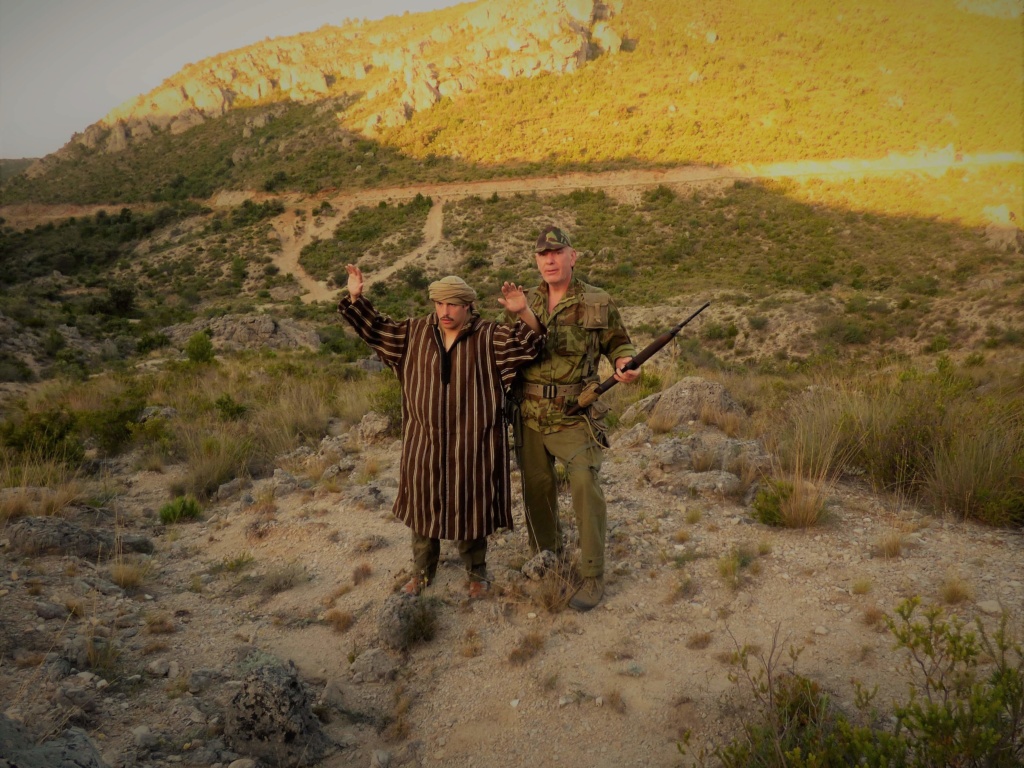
[434, 301, 470, 332]
[535, 246, 576, 289]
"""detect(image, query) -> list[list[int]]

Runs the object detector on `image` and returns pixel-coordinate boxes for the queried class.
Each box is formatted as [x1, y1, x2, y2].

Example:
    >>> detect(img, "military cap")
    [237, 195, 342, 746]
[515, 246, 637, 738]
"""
[535, 225, 573, 253]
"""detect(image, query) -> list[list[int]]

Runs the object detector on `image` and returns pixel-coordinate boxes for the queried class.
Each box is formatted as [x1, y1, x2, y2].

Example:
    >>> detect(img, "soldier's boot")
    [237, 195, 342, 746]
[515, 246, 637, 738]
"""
[569, 576, 604, 612]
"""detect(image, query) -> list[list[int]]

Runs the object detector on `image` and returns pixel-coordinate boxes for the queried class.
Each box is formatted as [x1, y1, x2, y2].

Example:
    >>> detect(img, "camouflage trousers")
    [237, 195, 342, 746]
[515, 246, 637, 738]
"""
[410, 531, 487, 583]
[518, 424, 605, 578]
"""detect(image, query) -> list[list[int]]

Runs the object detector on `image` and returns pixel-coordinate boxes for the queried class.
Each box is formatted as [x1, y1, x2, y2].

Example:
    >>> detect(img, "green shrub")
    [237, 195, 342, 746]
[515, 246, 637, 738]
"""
[160, 495, 201, 524]
[0, 353, 34, 383]
[317, 325, 368, 360]
[77, 393, 146, 455]
[751, 480, 791, 526]
[887, 598, 1024, 767]
[214, 394, 248, 421]
[681, 599, 1023, 767]
[747, 315, 769, 331]
[0, 407, 83, 463]
[128, 416, 175, 459]
[184, 331, 215, 363]
[137, 332, 171, 355]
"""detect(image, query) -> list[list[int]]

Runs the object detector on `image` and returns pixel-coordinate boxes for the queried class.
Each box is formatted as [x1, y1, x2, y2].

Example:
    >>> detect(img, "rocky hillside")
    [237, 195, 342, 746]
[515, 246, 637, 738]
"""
[2, 376, 1021, 767]
[25, 0, 620, 176]
[4, 0, 1019, 203]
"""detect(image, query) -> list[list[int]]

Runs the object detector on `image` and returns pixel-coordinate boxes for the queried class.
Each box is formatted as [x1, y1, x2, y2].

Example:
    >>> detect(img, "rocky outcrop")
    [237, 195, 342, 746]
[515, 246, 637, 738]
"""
[7, 516, 153, 560]
[39, 0, 625, 162]
[0, 713, 108, 768]
[163, 314, 321, 352]
[622, 376, 745, 429]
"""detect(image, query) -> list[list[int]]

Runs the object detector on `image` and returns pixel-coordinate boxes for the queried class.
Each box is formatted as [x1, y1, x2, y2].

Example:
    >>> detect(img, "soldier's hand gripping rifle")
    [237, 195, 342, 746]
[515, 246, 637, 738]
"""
[566, 301, 711, 416]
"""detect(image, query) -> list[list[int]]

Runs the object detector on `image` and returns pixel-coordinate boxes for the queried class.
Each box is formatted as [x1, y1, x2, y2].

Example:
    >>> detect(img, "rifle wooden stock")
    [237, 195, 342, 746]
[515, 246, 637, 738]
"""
[565, 301, 710, 416]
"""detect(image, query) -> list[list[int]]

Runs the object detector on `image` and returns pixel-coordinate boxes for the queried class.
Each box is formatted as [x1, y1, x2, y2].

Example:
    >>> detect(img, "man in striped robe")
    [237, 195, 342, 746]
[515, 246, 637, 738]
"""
[338, 264, 544, 598]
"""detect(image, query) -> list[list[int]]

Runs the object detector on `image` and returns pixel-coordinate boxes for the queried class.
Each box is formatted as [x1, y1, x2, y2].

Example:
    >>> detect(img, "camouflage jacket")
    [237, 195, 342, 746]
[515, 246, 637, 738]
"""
[510, 277, 636, 433]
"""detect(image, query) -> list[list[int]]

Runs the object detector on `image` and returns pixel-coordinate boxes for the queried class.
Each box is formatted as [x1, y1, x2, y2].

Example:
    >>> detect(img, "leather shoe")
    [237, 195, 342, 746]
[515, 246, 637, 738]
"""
[401, 575, 427, 596]
[569, 576, 604, 611]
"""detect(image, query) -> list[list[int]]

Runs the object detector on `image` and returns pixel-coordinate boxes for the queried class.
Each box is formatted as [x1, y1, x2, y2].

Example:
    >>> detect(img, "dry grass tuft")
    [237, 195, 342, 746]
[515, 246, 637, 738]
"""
[685, 507, 703, 525]
[874, 531, 905, 559]
[604, 689, 627, 713]
[356, 457, 381, 484]
[717, 543, 760, 590]
[690, 448, 719, 472]
[940, 572, 973, 605]
[261, 562, 308, 595]
[461, 628, 483, 658]
[648, 410, 680, 434]
[352, 562, 373, 585]
[700, 403, 743, 436]
[851, 577, 873, 595]
[673, 528, 691, 544]
[15, 651, 46, 668]
[324, 609, 354, 633]
[0, 492, 32, 523]
[532, 559, 576, 613]
[686, 632, 713, 650]
[142, 640, 169, 655]
[245, 517, 277, 541]
[321, 584, 352, 608]
[862, 605, 885, 627]
[354, 534, 387, 553]
[109, 558, 150, 591]
[145, 613, 176, 634]
[604, 644, 635, 662]
[509, 632, 545, 665]
[665, 575, 698, 604]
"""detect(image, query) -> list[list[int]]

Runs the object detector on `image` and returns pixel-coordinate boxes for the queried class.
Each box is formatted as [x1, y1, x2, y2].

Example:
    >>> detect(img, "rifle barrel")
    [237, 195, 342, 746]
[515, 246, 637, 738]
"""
[564, 301, 710, 415]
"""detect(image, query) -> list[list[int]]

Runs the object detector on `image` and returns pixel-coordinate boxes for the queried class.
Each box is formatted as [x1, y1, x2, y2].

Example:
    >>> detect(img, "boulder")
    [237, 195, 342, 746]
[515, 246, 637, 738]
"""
[7, 517, 153, 560]
[648, 377, 743, 431]
[224, 662, 332, 767]
[0, 713, 108, 768]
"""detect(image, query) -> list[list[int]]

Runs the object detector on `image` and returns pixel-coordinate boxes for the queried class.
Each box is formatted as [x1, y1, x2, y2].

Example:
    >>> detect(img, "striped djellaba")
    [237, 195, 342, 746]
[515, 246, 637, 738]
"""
[339, 295, 544, 540]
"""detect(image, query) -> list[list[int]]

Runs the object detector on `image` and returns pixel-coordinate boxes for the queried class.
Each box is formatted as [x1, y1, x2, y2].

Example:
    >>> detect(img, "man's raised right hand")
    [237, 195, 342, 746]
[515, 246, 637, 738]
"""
[346, 264, 364, 301]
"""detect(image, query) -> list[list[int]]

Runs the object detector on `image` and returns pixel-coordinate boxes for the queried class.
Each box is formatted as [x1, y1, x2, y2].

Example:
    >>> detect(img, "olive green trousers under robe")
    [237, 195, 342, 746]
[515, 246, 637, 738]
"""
[410, 531, 487, 583]
[519, 424, 606, 578]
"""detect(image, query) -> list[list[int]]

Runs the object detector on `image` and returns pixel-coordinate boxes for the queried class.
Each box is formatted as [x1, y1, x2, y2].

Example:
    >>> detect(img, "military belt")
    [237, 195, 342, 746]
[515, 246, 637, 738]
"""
[521, 382, 583, 400]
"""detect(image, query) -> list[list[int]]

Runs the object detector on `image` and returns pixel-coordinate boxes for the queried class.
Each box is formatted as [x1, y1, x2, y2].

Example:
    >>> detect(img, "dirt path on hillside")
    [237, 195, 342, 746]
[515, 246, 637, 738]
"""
[3, 150, 1020, 304]
[362, 196, 446, 288]
[268, 208, 346, 303]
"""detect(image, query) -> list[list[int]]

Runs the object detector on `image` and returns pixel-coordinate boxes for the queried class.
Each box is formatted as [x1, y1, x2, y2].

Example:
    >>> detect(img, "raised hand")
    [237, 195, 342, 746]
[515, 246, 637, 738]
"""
[498, 282, 528, 314]
[346, 264, 364, 300]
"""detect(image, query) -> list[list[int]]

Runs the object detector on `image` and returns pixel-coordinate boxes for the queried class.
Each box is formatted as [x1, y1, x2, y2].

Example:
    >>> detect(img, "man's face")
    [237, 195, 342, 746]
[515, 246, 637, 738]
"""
[434, 301, 470, 332]
[535, 246, 577, 288]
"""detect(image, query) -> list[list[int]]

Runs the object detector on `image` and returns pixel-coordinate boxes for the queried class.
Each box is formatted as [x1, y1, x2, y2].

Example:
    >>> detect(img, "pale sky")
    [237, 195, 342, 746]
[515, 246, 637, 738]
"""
[0, 0, 463, 158]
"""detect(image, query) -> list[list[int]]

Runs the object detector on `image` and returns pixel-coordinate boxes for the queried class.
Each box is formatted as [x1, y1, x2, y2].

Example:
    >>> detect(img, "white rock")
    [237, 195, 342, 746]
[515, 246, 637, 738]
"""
[977, 600, 1003, 615]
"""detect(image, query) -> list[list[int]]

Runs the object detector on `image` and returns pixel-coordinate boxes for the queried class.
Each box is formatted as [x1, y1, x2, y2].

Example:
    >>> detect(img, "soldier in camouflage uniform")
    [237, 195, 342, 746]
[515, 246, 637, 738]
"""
[510, 225, 639, 611]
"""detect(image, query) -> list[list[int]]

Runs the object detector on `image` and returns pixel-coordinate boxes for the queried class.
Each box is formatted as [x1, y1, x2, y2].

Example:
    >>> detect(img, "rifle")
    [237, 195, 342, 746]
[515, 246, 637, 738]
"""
[565, 301, 710, 416]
